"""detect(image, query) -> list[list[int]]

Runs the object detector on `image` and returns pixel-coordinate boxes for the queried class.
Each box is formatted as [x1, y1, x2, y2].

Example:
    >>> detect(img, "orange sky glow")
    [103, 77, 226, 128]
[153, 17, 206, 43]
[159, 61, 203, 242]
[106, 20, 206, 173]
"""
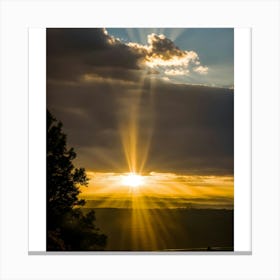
[79, 171, 233, 209]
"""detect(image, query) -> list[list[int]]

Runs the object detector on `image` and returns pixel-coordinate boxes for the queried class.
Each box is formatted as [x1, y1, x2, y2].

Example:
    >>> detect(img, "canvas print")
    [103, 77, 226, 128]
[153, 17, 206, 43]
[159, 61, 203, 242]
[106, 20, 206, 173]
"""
[47, 28, 234, 251]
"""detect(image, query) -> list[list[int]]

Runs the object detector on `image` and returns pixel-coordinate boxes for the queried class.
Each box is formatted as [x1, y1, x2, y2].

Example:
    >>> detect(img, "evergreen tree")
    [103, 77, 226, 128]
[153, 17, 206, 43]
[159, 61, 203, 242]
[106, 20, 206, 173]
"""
[47, 110, 107, 251]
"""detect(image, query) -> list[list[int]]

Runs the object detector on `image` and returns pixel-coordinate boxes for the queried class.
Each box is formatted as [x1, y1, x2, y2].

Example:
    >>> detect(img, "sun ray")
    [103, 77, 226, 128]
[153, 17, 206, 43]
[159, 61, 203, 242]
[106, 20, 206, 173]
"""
[125, 28, 140, 44]
[117, 69, 155, 174]
[167, 28, 186, 42]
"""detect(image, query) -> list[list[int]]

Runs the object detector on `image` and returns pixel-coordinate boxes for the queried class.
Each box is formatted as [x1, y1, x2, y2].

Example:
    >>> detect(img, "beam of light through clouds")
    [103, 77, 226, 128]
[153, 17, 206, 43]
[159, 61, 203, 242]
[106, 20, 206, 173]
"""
[47, 28, 234, 211]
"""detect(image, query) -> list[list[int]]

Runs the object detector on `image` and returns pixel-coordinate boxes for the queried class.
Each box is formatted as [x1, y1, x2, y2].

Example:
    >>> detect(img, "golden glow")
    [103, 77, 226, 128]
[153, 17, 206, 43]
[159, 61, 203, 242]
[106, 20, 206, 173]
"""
[122, 173, 144, 188]
[117, 70, 155, 175]
[80, 171, 234, 249]
[80, 172, 234, 209]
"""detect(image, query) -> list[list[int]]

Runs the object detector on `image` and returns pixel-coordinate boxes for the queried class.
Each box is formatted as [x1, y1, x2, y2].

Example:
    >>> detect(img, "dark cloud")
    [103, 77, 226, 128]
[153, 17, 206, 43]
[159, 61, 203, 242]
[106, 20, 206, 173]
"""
[47, 28, 144, 81]
[47, 28, 112, 54]
[47, 28, 208, 83]
[48, 76, 233, 175]
[147, 33, 186, 60]
[140, 83, 233, 175]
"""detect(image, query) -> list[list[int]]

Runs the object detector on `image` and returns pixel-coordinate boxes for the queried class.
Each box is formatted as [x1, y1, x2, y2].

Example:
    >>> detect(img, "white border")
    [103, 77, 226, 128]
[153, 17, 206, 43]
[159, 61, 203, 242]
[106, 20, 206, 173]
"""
[28, 28, 251, 253]
[234, 28, 251, 252]
[29, 29, 46, 252]
[1, 0, 279, 279]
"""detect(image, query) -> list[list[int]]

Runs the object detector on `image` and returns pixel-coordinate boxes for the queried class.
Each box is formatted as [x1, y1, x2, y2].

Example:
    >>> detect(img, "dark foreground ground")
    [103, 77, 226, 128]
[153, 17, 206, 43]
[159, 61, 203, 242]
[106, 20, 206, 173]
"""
[88, 208, 233, 251]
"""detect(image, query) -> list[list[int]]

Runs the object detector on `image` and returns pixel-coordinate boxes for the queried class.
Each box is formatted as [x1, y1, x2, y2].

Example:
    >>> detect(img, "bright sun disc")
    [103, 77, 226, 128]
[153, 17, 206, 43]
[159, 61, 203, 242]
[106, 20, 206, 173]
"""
[122, 173, 143, 188]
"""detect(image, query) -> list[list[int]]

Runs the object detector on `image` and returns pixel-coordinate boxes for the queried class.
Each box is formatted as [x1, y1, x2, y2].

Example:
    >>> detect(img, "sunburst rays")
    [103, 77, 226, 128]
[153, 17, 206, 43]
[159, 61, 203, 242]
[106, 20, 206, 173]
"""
[78, 28, 232, 250]
[80, 172, 233, 250]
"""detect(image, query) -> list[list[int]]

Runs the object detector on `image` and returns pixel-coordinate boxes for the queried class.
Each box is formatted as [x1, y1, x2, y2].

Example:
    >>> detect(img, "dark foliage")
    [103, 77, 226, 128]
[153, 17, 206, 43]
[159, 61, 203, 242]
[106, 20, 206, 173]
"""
[47, 110, 107, 251]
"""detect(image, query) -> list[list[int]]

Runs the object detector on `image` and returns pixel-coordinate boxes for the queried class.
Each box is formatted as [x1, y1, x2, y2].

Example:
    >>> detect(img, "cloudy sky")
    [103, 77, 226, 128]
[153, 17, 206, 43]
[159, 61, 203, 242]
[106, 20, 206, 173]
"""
[47, 28, 234, 206]
[107, 28, 234, 88]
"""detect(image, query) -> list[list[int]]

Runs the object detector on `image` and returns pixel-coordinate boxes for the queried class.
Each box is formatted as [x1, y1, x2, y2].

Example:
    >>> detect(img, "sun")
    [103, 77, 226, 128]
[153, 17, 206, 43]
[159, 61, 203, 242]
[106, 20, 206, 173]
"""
[122, 173, 144, 188]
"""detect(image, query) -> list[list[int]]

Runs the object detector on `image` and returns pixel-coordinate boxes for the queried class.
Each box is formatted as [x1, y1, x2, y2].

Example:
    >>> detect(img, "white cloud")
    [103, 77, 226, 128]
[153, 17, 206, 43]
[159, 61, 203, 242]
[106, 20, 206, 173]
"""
[164, 68, 189, 76]
[127, 33, 208, 78]
[194, 65, 209, 74]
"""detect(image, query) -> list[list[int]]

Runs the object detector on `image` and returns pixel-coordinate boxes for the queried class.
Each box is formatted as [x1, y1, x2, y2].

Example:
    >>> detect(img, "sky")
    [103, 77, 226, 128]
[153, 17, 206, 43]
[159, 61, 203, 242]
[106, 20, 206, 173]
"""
[107, 28, 234, 88]
[47, 28, 234, 208]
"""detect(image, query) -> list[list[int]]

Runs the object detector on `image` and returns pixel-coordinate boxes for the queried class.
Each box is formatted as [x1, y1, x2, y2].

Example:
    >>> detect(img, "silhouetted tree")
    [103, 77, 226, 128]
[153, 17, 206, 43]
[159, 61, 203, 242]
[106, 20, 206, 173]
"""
[47, 110, 107, 251]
